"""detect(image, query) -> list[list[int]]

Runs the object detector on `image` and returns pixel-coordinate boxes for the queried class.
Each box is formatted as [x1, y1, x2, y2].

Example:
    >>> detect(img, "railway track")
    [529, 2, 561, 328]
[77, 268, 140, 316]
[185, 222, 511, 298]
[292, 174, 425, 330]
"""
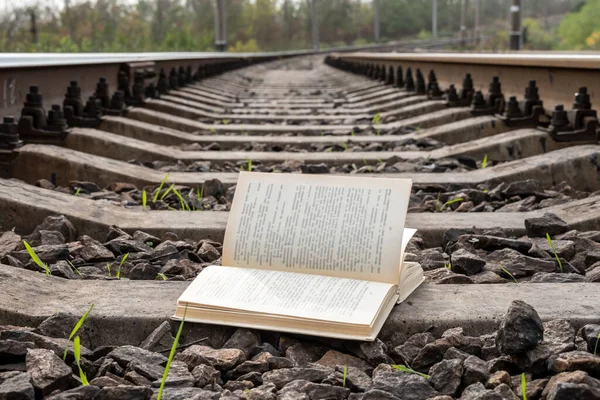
[0, 49, 599, 399]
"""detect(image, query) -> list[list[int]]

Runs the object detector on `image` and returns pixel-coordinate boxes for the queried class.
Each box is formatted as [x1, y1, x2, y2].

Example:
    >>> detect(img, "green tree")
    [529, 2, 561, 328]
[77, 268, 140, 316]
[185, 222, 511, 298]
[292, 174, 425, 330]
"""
[558, 0, 600, 49]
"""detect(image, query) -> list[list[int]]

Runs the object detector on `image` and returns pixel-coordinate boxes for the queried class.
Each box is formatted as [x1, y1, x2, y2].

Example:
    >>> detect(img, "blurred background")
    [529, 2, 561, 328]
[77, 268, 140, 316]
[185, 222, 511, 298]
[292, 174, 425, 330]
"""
[0, 0, 596, 53]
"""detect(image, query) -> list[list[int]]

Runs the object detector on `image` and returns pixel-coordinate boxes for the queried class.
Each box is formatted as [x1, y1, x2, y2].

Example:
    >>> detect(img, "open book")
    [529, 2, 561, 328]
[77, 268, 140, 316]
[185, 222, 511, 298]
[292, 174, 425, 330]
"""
[174, 172, 423, 341]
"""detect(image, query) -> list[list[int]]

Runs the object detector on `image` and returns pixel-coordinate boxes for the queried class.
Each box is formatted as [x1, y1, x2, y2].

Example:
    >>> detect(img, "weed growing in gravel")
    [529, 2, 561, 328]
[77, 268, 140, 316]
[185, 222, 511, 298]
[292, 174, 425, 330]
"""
[156, 273, 167, 280]
[63, 304, 94, 360]
[341, 142, 348, 150]
[391, 364, 430, 379]
[501, 267, 518, 283]
[142, 190, 147, 211]
[157, 305, 187, 400]
[74, 188, 81, 196]
[209, 128, 216, 134]
[350, 130, 355, 136]
[222, 119, 229, 125]
[153, 174, 170, 203]
[161, 184, 175, 201]
[23, 241, 51, 275]
[545, 233, 563, 273]
[444, 262, 452, 270]
[594, 333, 600, 356]
[66, 260, 82, 277]
[173, 188, 190, 211]
[437, 197, 463, 212]
[372, 113, 381, 125]
[342, 366, 348, 388]
[481, 154, 488, 169]
[116, 253, 129, 279]
[74, 336, 89, 385]
[242, 158, 252, 172]
[372, 113, 381, 135]
[521, 373, 528, 400]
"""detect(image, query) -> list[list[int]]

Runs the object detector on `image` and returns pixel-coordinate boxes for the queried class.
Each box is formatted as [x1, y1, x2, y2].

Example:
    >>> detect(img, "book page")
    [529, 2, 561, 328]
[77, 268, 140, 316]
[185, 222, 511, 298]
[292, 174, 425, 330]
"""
[178, 265, 395, 326]
[223, 172, 412, 284]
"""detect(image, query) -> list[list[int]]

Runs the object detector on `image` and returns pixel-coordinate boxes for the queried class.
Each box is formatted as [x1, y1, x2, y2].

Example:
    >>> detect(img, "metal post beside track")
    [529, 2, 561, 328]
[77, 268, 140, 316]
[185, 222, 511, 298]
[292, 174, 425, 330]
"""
[510, 0, 522, 50]
[432, 0, 438, 39]
[215, 0, 227, 52]
[311, 0, 320, 51]
[374, 0, 381, 44]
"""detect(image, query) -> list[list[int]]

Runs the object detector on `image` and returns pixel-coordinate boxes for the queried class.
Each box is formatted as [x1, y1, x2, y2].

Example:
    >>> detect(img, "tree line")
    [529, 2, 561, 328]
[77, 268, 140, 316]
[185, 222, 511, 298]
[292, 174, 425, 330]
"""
[0, 0, 588, 53]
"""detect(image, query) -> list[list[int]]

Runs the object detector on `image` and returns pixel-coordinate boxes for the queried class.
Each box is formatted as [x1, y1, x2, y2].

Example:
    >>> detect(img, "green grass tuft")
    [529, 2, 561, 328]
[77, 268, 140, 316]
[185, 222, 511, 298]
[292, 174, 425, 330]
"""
[66, 260, 81, 277]
[173, 188, 190, 211]
[160, 183, 175, 201]
[482, 153, 488, 169]
[157, 305, 187, 400]
[23, 241, 51, 275]
[438, 197, 463, 212]
[63, 304, 94, 360]
[521, 373, 528, 400]
[74, 188, 81, 196]
[500, 267, 519, 283]
[546, 233, 563, 273]
[342, 366, 348, 388]
[153, 174, 169, 203]
[142, 190, 147, 210]
[501, 267, 518, 283]
[156, 273, 167, 281]
[391, 364, 430, 379]
[74, 336, 89, 385]
[116, 253, 129, 279]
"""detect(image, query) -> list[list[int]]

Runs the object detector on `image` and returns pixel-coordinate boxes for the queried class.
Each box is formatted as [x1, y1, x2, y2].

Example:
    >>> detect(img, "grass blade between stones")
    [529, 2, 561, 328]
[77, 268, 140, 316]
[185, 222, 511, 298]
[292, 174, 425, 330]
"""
[153, 174, 169, 203]
[482, 153, 488, 169]
[66, 260, 82, 277]
[173, 188, 190, 211]
[157, 305, 187, 400]
[142, 189, 147, 210]
[160, 183, 175, 201]
[521, 373, 528, 400]
[63, 304, 94, 360]
[23, 240, 51, 275]
[439, 197, 463, 212]
[594, 333, 600, 356]
[74, 336, 89, 385]
[391, 364, 430, 379]
[501, 267, 518, 283]
[342, 366, 347, 388]
[545, 233, 563, 273]
[116, 253, 129, 279]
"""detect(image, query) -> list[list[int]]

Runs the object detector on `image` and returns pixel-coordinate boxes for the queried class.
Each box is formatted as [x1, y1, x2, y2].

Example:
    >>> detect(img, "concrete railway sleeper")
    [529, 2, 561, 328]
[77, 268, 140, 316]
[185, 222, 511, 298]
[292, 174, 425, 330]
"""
[0, 52, 600, 400]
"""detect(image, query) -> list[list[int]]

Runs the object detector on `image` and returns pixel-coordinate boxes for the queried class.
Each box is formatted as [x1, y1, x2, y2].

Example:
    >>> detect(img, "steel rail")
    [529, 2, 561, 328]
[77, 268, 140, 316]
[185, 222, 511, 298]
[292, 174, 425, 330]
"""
[0, 37, 475, 119]
[330, 51, 600, 109]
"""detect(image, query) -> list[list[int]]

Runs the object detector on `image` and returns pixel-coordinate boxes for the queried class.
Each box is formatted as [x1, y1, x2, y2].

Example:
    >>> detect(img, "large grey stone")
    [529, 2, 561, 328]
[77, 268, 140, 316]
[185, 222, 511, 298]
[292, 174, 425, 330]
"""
[371, 370, 439, 400]
[25, 348, 72, 397]
[495, 300, 543, 355]
[0, 371, 34, 400]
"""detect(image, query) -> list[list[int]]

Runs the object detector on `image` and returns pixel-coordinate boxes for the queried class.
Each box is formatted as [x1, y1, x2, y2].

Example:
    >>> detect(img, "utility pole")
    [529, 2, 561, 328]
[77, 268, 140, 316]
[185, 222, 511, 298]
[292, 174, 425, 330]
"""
[311, 0, 319, 51]
[474, 0, 480, 42]
[432, 0, 438, 39]
[460, 0, 467, 44]
[509, 0, 522, 50]
[374, 0, 380, 43]
[214, 0, 227, 51]
[29, 9, 38, 44]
